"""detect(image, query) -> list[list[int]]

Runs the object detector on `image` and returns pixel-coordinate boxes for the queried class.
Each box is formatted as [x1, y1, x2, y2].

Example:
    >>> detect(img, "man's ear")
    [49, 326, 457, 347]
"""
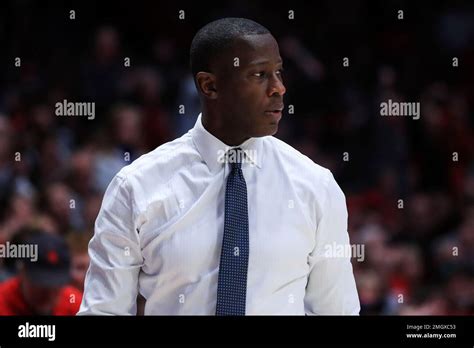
[196, 72, 218, 100]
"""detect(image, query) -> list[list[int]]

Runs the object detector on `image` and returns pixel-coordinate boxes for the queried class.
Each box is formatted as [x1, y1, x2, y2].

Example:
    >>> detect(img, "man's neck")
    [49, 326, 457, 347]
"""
[201, 112, 249, 146]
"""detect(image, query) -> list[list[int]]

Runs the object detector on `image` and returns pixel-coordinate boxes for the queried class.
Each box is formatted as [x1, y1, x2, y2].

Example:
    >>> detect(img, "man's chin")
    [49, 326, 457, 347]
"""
[268, 123, 279, 135]
[253, 123, 279, 138]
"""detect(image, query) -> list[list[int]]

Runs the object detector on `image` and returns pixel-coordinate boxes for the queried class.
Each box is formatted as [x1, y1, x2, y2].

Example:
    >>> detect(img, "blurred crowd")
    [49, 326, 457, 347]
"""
[0, 1, 473, 315]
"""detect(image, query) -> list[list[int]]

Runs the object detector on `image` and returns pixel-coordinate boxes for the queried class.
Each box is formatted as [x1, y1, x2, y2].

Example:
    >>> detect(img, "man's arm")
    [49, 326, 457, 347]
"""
[304, 170, 360, 315]
[77, 173, 143, 315]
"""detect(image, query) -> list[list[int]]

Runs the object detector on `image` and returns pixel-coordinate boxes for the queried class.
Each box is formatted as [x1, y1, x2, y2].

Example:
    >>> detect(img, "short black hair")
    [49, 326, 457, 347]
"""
[190, 18, 270, 79]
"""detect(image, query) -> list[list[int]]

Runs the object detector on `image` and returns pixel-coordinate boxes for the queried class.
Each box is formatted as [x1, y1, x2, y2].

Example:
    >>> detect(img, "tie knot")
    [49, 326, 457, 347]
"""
[227, 148, 243, 171]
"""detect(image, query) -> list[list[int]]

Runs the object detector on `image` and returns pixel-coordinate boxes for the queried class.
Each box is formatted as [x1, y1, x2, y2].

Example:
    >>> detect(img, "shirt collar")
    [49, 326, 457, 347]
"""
[191, 113, 263, 174]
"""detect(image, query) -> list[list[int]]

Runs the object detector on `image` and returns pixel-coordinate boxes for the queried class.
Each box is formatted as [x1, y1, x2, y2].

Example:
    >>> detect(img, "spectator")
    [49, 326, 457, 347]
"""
[66, 232, 91, 292]
[0, 230, 82, 315]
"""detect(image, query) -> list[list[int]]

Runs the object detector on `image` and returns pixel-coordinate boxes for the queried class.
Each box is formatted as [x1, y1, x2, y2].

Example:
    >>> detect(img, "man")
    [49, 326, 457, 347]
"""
[79, 18, 360, 315]
[0, 231, 82, 315]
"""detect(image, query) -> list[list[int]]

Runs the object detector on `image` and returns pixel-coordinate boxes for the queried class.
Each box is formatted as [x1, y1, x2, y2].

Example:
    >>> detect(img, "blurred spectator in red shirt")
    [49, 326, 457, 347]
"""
[0, 230, 81, 315]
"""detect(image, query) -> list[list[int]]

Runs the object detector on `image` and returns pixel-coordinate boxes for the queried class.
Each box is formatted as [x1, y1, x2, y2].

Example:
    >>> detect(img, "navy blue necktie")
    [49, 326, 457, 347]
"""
[216, 148, 249, 316]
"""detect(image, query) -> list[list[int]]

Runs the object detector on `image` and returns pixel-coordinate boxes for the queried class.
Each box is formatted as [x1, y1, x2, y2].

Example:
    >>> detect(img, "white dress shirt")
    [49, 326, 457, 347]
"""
[78, 114, 360, 315]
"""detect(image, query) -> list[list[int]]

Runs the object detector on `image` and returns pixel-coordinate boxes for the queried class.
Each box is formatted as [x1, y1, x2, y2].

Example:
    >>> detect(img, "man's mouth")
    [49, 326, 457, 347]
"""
[265, 104, 284, 117]
[265, 110, 282, 115]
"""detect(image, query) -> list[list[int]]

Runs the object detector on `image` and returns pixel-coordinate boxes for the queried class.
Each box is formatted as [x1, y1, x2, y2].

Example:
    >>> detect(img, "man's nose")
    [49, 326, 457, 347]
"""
[267, 73, 286, 97]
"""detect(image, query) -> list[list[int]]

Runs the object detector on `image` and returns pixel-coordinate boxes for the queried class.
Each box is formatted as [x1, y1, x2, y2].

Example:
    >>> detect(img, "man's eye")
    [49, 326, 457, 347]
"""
[276, 67, 285, 77]
[253, 69, 283, 78]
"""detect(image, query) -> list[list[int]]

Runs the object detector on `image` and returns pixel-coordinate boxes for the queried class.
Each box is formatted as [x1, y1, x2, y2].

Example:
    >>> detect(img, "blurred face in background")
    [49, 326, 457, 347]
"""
[67, 233, 92, 292]
[45, 183, 71, 225]
[113, 106, 143, 147]
[71, 251, 90, 292]
[95, 26, 120, 63]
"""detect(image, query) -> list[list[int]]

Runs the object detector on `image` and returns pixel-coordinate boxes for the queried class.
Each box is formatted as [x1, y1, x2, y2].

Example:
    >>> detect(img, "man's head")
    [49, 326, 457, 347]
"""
[190, 18, 286, 145]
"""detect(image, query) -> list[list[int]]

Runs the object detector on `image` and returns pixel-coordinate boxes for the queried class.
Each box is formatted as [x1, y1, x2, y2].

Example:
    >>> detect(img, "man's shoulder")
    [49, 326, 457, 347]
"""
[265, 136, 345, 214]
[116, 131, 196, 181]
[265, 136, 332, 182]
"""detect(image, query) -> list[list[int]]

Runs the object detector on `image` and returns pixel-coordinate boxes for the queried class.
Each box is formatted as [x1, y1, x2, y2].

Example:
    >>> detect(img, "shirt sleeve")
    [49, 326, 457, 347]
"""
[77, 173, 143, 315]
[304, 169, 360, 315]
